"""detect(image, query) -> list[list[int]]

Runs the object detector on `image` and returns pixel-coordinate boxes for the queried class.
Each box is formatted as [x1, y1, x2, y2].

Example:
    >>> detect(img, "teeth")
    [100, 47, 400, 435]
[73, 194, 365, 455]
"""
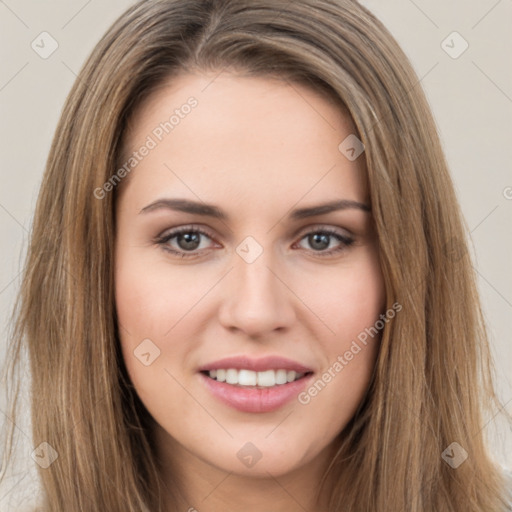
[238, 369, 257, 386]
[206, 368, 305, 387]
[275, 369, 287, 384]
[257, 370, 275, 387]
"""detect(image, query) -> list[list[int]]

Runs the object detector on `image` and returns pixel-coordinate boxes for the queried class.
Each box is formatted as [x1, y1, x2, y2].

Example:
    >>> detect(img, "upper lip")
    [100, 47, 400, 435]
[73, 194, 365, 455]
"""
[198, 355, 314, 373]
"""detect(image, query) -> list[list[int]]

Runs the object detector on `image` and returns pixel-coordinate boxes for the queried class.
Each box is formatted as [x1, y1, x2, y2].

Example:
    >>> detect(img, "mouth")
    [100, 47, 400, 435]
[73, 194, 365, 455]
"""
[200, 368, 313, 389]
[197, 356, 315, 413]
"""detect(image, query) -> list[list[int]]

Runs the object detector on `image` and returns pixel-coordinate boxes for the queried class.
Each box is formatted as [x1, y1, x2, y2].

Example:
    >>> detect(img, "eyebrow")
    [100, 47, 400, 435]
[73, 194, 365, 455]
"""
[139, 198, 371, 220]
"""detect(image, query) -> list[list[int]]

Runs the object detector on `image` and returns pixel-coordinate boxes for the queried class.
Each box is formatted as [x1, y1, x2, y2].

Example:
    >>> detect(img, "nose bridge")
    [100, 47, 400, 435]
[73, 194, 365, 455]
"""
[218, 239, 295, 335]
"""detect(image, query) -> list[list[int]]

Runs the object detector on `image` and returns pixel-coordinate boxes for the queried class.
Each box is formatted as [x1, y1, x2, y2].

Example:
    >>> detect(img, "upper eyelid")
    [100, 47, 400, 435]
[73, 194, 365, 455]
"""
[156, 224, 218, 243]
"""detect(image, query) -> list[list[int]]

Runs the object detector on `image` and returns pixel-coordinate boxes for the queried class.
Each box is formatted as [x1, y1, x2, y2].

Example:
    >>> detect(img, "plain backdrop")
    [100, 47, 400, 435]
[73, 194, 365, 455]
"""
[0, 0, 511, 509]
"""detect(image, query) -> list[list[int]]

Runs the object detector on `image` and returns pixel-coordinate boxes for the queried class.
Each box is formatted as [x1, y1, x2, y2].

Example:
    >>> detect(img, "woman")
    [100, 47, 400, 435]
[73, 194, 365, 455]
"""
[2, 0, 511, 510]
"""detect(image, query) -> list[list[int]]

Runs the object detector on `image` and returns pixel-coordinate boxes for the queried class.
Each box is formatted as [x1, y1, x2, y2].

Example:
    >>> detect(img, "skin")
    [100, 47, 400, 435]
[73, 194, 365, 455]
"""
[114, 71, 385, 511]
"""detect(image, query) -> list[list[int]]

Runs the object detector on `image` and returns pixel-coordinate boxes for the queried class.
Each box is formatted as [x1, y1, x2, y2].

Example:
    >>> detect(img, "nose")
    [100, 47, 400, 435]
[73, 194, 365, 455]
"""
[217, 250, 296, 338]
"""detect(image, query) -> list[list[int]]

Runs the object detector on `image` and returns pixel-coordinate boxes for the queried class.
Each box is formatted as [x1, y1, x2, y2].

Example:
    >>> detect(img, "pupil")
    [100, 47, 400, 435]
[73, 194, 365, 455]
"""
[178, 232, 200, 250]
[310, 233, 329, 250]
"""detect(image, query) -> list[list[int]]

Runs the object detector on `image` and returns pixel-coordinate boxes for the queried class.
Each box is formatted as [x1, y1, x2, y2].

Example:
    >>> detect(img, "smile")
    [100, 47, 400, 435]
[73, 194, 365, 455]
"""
[203, 368, 308, 387]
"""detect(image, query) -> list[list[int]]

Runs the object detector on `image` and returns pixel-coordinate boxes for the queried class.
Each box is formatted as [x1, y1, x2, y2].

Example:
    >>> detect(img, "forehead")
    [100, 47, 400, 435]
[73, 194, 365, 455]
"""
[119, 72, 368, 214]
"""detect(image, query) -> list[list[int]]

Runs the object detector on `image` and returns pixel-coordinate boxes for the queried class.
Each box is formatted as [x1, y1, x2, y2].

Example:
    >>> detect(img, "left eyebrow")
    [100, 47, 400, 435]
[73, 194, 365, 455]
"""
[289, 199, 371, 219]
[139, 198, 371, 220]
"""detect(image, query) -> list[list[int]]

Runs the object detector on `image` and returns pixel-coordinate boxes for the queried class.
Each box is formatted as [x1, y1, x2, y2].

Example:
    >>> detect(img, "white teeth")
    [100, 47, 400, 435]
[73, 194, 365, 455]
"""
[225, 369, 238, 384]
[257, 370, 275, 387]
[206, 368, 306, 387]
[238, 369, 257, 386]
[275, 369, 287, 384]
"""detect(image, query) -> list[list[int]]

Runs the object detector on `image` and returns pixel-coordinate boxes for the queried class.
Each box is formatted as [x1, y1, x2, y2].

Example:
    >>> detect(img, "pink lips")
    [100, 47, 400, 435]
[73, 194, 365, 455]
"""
[198, 355, 314, 413]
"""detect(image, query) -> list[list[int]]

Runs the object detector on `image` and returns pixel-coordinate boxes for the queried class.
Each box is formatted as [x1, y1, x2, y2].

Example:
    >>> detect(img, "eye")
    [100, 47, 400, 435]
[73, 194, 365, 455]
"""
[294, 227, 355, 256]
[154, 225, 355, 259]
[154, 225, 218, 258]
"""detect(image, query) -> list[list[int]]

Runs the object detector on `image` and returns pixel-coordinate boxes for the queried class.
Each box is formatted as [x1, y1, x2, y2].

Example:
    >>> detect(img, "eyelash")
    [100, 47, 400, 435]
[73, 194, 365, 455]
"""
[153, 224, 355, 259]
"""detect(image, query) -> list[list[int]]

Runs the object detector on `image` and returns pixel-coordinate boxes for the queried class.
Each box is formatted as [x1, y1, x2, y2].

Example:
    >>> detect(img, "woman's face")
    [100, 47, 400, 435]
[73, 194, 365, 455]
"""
[115, 72, 385, 483]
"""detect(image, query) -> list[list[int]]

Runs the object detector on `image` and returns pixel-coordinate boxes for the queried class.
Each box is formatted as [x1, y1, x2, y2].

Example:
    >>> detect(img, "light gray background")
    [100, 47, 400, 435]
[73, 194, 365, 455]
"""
[1, 0, 511, 509]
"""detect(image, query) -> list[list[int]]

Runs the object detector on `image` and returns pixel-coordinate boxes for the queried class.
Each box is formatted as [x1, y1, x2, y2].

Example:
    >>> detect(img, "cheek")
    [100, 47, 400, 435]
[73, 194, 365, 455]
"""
[114, 268, 198, 437]
[294, 248, 385, 422]
[115, 249, 210, 338]
[300, 245, 385, 344]
[114, 252, 187, 390]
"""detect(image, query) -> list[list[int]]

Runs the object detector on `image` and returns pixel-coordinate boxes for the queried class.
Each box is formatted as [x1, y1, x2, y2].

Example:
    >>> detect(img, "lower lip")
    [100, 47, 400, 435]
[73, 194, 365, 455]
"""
[199, 372, 314, 413]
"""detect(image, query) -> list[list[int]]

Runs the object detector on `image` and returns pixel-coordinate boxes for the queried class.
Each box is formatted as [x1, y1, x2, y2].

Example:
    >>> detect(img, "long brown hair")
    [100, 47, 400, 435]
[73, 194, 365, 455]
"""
[2, 0, 510, 510]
